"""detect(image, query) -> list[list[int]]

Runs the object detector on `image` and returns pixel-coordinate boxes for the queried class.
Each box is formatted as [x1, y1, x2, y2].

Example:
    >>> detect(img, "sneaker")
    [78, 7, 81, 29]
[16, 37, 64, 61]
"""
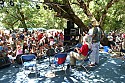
[67, 64, 70, 69]
[71, 65, 76, 69]
[88, 64, 95, 67]
[71, 65, 75, 69]
[95, 62, 98, 65]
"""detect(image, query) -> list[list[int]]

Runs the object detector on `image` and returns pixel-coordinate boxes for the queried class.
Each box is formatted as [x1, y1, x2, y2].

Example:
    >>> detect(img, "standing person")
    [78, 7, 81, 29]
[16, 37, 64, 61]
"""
[89, 20, 101, 66]
[16, 41, 23, 56]
[23, 41, 28, 54]
[11, 31, 16, 41]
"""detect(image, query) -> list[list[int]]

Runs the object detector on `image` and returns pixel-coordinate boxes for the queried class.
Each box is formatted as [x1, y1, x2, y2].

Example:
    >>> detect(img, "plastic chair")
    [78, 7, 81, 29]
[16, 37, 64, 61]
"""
[52, 53, 67, 75]
[21, 54, 38, 78]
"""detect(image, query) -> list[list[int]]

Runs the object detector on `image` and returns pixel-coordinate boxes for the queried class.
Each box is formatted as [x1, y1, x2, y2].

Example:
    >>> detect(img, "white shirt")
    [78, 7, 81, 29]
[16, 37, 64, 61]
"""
[87, 28, 93, 49]
[107, 35, 113, 41]
[115, 36, 121, 43]
[88, 28, 93, 36]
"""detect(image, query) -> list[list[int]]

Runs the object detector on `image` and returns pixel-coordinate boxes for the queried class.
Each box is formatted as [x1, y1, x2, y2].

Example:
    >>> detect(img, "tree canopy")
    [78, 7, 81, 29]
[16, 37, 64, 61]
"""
[0, 0, 124, 32]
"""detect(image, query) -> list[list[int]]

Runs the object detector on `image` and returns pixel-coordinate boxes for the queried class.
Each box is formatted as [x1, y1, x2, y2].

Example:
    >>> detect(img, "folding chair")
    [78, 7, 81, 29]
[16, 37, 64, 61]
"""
[78, 50, 93, 73]
[120, 49, 125, 56]
[50, 53, 67, 76]
[21, 54, 38, 78]
[46, 48, 55, 66]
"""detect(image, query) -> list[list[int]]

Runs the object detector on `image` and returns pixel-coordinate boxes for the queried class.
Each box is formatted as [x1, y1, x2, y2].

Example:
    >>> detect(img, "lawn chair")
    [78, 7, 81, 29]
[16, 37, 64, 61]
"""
[46, 48, 55, 66]
[21, 54, 38, 78]
[78, 50, 93, 73]
[118, 49, 125, 65]
[46, 53, 67, 77]
[120, 49, 125, 56]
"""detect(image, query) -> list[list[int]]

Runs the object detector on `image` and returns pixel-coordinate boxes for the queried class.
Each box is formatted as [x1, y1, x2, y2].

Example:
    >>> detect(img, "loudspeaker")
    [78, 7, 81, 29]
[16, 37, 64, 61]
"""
[67, 21, 74, 29]
[63, 41, 70, 46]
[64, 29, 70, 35]
[64, 35, 71, 46]
[64, 35, 70, 41]
[70, 28, 79, 36]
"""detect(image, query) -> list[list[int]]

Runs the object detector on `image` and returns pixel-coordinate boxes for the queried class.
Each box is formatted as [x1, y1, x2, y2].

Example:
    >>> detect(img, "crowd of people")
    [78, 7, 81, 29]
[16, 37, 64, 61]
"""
[0, 29, 64, 63]
[0, 20, 125, 69]
[107, 31, 125, 52]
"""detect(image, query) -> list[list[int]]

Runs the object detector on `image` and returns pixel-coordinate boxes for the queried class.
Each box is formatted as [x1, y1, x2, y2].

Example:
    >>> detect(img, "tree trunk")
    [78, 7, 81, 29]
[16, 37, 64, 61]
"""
[44, 0, 89, 32]
[21, 20, 27, 32]
[17, 7, 27, 32]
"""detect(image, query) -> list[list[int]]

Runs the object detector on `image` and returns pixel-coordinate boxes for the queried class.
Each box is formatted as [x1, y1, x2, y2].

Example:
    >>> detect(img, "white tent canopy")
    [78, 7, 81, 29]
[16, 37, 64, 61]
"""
[46, 29, 63, 33]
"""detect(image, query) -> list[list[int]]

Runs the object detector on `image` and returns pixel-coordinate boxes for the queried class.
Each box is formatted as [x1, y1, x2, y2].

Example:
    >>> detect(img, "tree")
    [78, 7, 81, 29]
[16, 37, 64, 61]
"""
[43, 0, 120, 32]
[0, 0, 31, 30]
[0, 0, 67, 30]
[0, 0, 124, 33]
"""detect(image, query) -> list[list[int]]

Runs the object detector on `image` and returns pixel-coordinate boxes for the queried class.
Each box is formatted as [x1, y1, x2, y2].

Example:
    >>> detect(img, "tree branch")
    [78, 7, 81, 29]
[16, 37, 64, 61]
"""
[5, 10, 20, 20]
[12, 19, 19, 26]
[77, 0, 92, 18]
[44, 0, 88, 32]
[87, 0, 93, 8]
[99, 0, 120, 27]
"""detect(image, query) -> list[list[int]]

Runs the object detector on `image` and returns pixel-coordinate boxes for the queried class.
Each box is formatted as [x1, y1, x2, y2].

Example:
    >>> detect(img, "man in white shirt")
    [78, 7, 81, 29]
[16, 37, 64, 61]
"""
[107, 32, 115, 49]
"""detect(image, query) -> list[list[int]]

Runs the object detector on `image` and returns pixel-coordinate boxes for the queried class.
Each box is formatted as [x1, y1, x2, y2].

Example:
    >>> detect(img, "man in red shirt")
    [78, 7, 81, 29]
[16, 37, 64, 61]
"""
[69, 36, 89, 67]
[38, 32, 43, 41]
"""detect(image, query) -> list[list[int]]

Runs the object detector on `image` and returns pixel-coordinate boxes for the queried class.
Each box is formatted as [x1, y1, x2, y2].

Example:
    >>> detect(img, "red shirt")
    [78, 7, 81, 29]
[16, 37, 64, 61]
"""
[38, 33, 43, 41]
[79, 44, 88, 56]
[123, 34, 125, 38]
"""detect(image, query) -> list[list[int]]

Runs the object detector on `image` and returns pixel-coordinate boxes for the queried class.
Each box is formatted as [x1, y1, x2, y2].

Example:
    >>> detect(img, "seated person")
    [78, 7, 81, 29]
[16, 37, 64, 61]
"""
[54, 44, 64, 53]
[68, 36, 89, 68]
[7, 51, 15, 63]
[46, 45, 55, 56]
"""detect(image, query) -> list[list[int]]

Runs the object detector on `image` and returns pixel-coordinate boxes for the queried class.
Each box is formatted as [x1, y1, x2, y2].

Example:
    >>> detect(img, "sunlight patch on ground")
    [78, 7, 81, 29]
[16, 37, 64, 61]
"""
[108, 60, 117, 64]
[1, 52, 125, 82]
